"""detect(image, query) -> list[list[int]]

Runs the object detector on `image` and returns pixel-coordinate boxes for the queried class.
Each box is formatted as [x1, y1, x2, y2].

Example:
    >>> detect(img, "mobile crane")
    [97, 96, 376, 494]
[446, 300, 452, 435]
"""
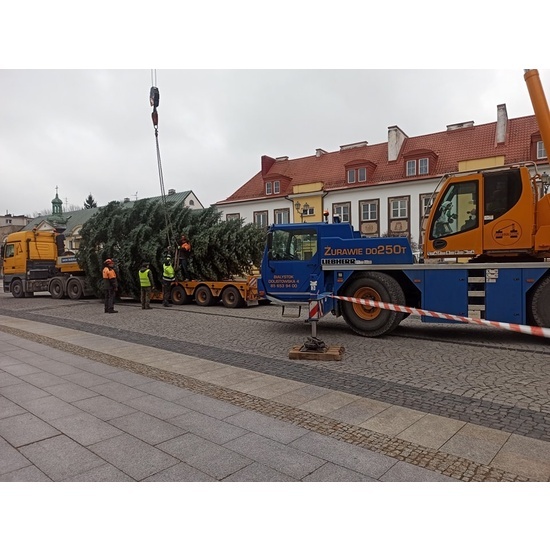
[260, 69, 550, 336]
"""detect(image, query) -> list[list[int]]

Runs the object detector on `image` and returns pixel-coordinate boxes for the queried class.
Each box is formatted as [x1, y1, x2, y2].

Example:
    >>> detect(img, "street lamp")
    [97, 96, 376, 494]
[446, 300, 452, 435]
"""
[542, 172, 549, 195]
[295, 201, 309, 222]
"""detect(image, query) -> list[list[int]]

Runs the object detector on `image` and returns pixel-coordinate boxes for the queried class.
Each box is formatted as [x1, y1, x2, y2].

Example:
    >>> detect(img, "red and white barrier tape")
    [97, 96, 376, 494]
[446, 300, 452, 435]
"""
[332, 295, 550, 339]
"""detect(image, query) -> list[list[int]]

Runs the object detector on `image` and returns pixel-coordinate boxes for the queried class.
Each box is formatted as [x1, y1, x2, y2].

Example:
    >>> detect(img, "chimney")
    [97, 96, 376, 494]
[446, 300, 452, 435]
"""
[387, 126, 408, 162]
[123, 197, 130, 203]
[168, 189, 176, 195]
[340, 141, 368, 151]
[316, 148, 328, 157]
[276, 156, 289, 161]
[495, 103, 508, 145]
[447, 121, 474, 131]
[261, 155, 276, 176]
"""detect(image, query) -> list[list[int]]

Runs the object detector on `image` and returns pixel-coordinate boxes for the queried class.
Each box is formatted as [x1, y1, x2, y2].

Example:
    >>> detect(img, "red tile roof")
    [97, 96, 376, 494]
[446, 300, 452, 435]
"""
[217, 115, 542, 205]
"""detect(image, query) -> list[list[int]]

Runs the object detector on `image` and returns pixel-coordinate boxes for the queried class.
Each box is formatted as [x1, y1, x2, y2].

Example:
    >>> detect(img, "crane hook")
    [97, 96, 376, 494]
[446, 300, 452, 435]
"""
[150, 86, 160, 129]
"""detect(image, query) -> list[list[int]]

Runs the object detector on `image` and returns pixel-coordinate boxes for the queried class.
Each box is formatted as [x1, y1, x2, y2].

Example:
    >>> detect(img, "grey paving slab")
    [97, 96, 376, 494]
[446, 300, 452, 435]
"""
[157, 433, 253, 480]
[175, 393, 246, 420]
[134, 380, 195, 402]
[34, 361, 83, 376]
[226, 409, 309, 444]
[302, 463, 378, 482]
[105, 370, 155, 387]
[0, 435, 32, 475]
[61, 360, 121, 376]
[73, 395, 138, 420]
[88, 433, 180, 481]
[19, 434, 106, 481]
[0, 396, 26, 420]
[92, 381, 149, 402]
[20, 395, 82, 421]
[379, 461, 461, 482]
[143, 462, 216, 482]
[123, 394, 191, 420]
[0, 371, 23, 388]
[0, 357, 26, 369]
[272, 384, 332, 407]
[167, 410, 249, 445]
[0, 464, 52, 481]
[1, 361, 42, 376]
[222, 462, 297, 482]
[108, 411, 187, 445]
[48, 412, 124, 446]
[290, 431, 397, 479]
[0, 382, 51, 404]
[0, 412, 60, 447]
[224, 432, 327, 479]
[324, 398, 390, 425]
[45, 382, 99, 403]
[19, 371, 67, 388]
[62, 464, 134, 482]
[62, 371, 113, 388]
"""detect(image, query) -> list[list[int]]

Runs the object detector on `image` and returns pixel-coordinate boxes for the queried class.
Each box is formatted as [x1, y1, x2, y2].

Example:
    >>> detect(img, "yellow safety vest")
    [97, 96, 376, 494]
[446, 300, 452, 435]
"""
[163, 263, 175, 281]
[139, 269, 151, 287]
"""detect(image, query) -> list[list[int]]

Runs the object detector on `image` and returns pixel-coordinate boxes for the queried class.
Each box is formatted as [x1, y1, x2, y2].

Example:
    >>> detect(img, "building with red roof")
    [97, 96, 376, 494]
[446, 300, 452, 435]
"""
[215, 105, 548, 248]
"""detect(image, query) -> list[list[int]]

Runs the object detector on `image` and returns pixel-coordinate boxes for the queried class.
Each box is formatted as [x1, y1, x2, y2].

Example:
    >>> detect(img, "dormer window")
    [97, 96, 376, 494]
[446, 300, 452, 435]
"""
[406, 157, 429, 176]
[347, 167, 367, 183]
[537, 140, 547, 160]
[265, 180, 281, 195]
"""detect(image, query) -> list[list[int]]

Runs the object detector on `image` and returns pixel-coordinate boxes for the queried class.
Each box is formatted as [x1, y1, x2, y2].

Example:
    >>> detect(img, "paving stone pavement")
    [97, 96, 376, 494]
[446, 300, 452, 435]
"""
[1, 315, 549, 482]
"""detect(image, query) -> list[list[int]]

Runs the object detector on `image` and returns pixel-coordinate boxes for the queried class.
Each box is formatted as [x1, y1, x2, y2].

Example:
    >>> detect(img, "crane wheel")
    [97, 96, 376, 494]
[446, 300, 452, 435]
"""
[529, 275, 550, 328]
[221, 286, 245, 308]
[340, 272, 405, 337]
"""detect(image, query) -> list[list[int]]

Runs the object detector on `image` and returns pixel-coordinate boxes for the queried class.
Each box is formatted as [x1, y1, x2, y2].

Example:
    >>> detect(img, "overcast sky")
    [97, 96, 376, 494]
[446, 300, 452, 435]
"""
[2, 68, 549, 217]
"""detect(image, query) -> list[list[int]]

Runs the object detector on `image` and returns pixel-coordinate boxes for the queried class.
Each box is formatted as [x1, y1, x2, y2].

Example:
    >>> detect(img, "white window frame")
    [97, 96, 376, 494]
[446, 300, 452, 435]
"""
[226, 213, 240, 221]
[360, 201, 378, 221]
[333, 202, 351, 223]
[390, 198, 408, 219]
[537, 140, 547, 159]
[266, 182, 272, 195]
[273, 180, 280, 194]
[254, 211, 268, 228]
[358, 167, 367, 182]
[406, 159, 416, 176]
[347, 169, 356, 184]
[274, 208, 290, 224]
[419, 157, 429, 175]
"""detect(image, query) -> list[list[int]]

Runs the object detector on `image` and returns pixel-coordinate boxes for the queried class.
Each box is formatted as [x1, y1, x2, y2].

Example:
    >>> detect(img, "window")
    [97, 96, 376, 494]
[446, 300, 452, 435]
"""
[4, 244, 15, 258]
[347, 167, 367, 183]
[419, 158, 429, 175]
[333, 202, 351, 223]
[419, 193, 434, 247]
[226, 213, 240, 221]
[390, 198, 408, 219]
[265, 180, 281, 195]
[537, 141, 547, 160]
[430, 181, 478, 239]
[360, 201, 378, 221]
[406, 157, 429, 176]
[388, 196, 410, 236]
[268, 227, 318, 261]
[274, 208, 290, 224]
[253, 211, 268, 228]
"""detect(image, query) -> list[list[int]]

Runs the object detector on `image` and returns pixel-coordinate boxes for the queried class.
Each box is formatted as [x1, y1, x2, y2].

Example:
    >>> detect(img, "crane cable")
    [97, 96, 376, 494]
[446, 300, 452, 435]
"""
[149, 70, 176, 258]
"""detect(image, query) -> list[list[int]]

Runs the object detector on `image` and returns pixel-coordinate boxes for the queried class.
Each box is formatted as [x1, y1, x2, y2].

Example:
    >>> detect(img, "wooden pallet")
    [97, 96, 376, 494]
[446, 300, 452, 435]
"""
[288, 344, 345, 361]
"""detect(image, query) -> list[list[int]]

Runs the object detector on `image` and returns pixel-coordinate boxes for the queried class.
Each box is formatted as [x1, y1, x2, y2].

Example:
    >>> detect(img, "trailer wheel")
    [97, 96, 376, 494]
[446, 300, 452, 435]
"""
[194, 285, 215, 307]
[529, 275, 550, 327]
[171, 285, 192, 305]
[66, 279, 83, 300]
[221, 286, 245, 308]
[340, 272, 405, 337]
[11, 279, 25, 298]
[49, 278, 65, 299]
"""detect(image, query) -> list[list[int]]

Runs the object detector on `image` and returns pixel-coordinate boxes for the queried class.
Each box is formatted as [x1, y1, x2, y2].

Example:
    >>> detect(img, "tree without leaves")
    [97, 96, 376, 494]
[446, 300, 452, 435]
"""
[76, 200, 266, 299]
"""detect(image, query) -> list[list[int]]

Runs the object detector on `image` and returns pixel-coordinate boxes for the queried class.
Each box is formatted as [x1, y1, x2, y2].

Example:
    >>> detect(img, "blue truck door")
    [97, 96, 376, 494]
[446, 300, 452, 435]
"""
[262, 226, 320, 302]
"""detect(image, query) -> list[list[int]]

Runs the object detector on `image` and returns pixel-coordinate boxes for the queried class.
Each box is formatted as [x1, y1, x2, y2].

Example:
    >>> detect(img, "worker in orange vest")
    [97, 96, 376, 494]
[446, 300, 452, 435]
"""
[179, 234, 192, 281]
[102, 258, 118, 313]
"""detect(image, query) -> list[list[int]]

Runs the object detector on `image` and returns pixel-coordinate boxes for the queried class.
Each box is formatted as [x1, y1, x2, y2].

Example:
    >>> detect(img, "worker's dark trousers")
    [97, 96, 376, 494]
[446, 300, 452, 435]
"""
[163, 281, 172, 305]
[104, 288, 116, 312]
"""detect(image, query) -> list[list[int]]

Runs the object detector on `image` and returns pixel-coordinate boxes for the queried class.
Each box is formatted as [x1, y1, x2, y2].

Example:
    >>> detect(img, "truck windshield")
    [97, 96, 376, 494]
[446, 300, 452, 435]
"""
[269, 228, 318, 261]
[431, 180, 478, 238]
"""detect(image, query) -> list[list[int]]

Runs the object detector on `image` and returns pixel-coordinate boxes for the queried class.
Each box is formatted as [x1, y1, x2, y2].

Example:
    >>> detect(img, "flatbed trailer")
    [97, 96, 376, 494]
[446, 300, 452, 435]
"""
[150, 275, 263, 308]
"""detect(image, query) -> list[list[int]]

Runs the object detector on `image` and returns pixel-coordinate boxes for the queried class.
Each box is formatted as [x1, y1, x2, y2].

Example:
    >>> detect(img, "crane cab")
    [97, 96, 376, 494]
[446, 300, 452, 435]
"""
[422, 165, 550, 261]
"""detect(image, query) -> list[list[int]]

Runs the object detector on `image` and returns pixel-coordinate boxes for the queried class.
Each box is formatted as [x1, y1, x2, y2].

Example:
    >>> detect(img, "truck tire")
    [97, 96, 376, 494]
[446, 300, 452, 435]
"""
[66, 278, 83, 300]
[171, 285, 192, 305]
[11, 279, 25, 298]
[221, 286, 245, 308]
[194, 285, 215, 307]
[529, 275, 550, 327]
[49, 278, 65, 299]
[340, 272, 406, 337]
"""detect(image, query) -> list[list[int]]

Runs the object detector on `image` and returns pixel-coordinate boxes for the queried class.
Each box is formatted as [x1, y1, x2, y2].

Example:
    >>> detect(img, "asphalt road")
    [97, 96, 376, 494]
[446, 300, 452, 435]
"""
[1, 289, 550, 443]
